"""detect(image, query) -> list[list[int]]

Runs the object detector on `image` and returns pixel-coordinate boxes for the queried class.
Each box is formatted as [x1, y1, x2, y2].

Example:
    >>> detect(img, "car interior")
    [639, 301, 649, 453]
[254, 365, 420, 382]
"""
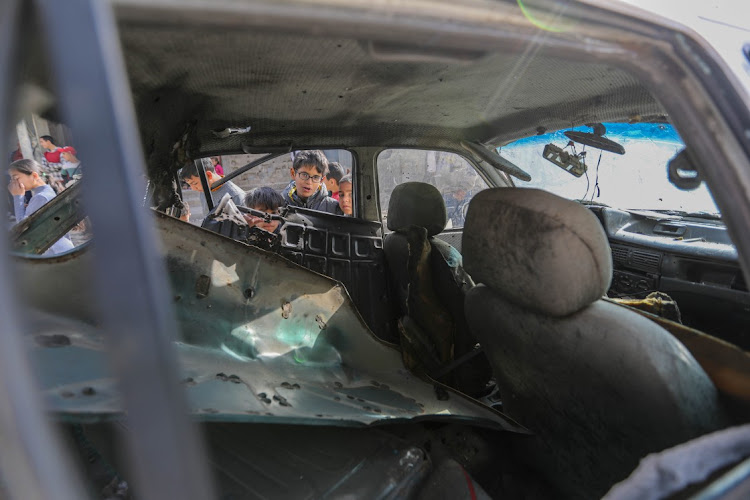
[6, 1, 750, 499]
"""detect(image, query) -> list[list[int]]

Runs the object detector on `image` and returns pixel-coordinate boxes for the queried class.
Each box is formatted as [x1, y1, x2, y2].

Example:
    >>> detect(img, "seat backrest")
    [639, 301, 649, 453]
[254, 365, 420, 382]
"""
[462, 188, 727, 499]
[383, 182, 490, 394]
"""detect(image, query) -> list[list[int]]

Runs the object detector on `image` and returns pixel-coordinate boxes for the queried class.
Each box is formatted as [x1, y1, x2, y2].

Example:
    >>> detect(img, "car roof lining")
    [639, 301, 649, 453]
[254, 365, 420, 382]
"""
[117, 11, 668, 159]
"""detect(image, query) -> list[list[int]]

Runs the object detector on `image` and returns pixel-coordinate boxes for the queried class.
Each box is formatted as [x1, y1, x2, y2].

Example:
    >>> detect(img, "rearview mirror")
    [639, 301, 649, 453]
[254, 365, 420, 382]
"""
[564, 123, 625, 155]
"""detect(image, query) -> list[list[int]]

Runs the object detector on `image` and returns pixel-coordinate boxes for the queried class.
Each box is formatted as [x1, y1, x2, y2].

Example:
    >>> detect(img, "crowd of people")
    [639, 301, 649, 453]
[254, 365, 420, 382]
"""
[7, 144, 351, 257]
[179, 149, 354, 233]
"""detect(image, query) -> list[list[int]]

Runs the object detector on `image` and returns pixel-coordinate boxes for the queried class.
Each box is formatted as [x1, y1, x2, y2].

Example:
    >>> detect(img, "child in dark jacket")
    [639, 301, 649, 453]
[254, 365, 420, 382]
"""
[279, 150, 339, 214]
[243, 187, 284, 234]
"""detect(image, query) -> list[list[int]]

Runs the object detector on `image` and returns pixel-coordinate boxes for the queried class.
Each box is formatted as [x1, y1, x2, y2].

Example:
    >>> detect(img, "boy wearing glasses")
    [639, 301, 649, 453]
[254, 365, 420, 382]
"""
[280, 150, 340, 214]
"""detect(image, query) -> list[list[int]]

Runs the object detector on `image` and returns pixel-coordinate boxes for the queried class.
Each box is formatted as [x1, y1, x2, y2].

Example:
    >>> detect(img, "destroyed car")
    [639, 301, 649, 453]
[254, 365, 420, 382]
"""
[4, 0, 750, 499]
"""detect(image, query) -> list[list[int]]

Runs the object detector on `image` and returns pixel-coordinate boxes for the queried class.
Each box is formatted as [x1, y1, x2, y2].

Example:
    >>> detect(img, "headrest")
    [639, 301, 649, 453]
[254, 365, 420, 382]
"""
[463, 188, 612, 316]
[387, 182, 447, 236]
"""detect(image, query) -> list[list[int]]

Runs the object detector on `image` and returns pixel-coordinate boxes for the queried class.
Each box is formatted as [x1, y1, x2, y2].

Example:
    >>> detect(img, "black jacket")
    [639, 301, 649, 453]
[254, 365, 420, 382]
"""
[279, 180, 340, 214]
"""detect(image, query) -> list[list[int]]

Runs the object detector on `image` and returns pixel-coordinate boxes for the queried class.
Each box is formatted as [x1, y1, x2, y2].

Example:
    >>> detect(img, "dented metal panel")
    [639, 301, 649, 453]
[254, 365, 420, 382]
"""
[21, 211, 526, 433]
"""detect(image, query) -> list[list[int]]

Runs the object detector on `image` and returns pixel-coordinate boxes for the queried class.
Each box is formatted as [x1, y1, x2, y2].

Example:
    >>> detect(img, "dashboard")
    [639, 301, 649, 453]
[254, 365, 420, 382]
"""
[588, 206, 750, 349]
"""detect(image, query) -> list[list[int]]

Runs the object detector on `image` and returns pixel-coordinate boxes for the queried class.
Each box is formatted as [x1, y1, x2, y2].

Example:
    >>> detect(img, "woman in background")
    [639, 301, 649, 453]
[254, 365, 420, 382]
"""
[8, 159, 74, 256]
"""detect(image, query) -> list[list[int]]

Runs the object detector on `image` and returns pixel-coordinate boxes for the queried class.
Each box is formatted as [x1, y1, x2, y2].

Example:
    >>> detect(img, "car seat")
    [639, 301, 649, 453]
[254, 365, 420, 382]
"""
[383, 182, 491, 395]
[461, 187, 728, 499]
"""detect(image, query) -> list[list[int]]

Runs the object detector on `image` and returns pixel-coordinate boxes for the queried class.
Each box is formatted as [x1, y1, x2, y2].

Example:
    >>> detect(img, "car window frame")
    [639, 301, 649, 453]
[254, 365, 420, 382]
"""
[375, 147, 494, 232]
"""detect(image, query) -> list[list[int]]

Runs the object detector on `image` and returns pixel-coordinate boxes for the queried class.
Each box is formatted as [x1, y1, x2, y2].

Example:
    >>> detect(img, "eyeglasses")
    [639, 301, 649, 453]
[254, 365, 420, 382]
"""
[296, 171, 323, 182]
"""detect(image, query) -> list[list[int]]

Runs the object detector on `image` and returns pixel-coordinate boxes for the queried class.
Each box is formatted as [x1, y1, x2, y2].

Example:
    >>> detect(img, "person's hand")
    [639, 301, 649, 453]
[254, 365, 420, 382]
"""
[8, 178, 25, 196]
[179, 202, 190, 222]
[243, 213, 261, 227]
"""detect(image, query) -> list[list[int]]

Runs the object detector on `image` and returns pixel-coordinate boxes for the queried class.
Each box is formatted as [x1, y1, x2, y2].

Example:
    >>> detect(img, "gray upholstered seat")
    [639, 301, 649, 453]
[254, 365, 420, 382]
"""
[383, 182, 490, 395]
[461, 187, 727, 499]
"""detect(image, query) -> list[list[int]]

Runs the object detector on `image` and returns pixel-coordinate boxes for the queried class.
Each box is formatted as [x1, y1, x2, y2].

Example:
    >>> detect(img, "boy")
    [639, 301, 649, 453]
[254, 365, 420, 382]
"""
[324, 161, 345, 200]
[280, 150, 339, 214]
[179, 161, 245, 207]
[39, 135, 63, 166]
[338, 174, 353, 216]
[243, 187, 284, 234]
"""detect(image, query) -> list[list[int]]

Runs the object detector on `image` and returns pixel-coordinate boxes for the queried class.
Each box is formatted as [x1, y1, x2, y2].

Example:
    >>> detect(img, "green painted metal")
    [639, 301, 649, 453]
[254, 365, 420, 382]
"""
[21, 211, 528, 433]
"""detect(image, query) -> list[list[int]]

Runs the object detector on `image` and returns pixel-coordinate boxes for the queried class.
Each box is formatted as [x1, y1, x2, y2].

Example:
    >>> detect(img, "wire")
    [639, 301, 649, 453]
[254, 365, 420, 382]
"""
[581, 160, 590, 200]
[590, 150, 603, 202]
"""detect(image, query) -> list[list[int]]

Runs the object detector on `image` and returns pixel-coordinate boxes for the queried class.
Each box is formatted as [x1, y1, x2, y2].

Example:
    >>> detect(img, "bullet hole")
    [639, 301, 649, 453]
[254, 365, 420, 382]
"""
[281, 301, 292, 319]
[273, 395, 291, 407]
